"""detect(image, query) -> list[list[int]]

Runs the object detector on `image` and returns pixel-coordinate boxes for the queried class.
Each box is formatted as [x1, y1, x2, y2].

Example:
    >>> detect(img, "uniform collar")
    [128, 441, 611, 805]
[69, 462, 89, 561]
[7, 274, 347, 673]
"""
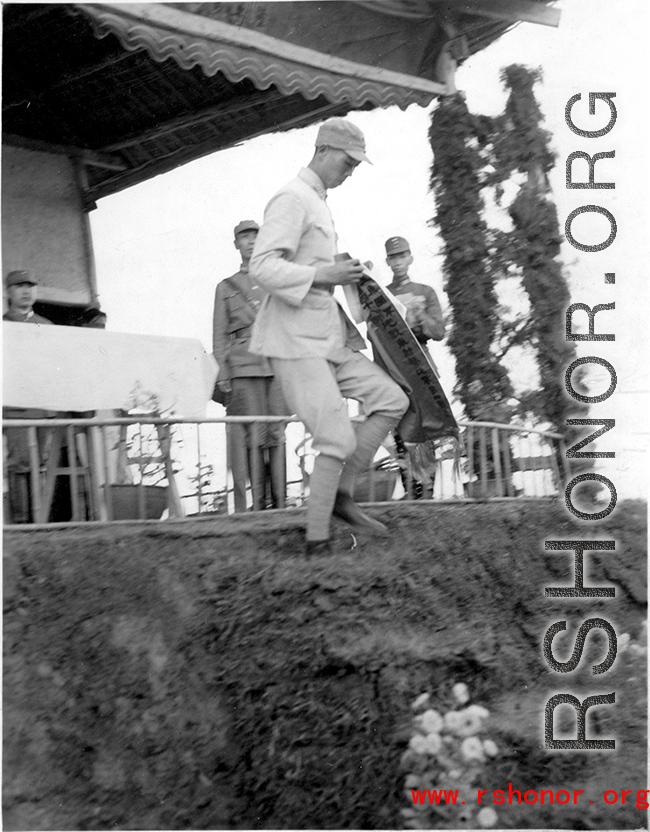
[5, 308, 34, 322]
[298, 167, 327, 201]
[389, 276, 411, 290]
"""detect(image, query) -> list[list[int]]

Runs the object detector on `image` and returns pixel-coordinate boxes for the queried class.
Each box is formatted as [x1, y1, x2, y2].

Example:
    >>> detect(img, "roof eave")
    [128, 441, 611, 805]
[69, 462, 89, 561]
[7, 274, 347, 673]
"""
[74, 3, 449, 111]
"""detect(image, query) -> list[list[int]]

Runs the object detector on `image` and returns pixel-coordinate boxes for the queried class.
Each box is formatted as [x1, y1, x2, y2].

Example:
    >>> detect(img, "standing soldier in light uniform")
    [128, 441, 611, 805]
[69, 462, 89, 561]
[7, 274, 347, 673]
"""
[249, 118, 409, 555]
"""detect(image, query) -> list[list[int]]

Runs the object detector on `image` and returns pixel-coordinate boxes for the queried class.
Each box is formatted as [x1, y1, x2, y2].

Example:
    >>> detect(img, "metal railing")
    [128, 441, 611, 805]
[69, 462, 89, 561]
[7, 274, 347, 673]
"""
[3, 414, 572, 526]
[458, 420, 572, 500]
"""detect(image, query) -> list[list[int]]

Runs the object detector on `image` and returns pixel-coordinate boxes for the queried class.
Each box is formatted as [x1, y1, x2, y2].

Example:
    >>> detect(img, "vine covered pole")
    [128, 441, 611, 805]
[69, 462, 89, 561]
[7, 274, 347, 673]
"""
[495, 65, 587, 435]
[429, 94, 513, 423]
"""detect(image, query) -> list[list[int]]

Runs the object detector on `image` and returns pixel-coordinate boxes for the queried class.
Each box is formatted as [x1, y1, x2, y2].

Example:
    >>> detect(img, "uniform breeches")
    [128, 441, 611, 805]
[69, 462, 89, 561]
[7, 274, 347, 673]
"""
[271, 348, 408, 460]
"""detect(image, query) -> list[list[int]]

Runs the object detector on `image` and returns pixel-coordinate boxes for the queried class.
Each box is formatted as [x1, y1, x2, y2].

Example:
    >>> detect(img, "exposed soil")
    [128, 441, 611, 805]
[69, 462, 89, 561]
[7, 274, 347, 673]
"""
[3, 500, 647, 830]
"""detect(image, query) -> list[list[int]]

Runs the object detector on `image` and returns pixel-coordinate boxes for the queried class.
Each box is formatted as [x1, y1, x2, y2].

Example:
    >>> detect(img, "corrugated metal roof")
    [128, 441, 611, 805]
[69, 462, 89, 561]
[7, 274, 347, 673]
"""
[76, 3, 446, 110]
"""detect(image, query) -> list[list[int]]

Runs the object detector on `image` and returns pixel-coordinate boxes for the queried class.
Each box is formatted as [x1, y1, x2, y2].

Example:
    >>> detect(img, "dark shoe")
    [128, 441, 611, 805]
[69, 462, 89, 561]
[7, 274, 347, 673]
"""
[333, 491, 388, 534]
[306, 539, 332, 557]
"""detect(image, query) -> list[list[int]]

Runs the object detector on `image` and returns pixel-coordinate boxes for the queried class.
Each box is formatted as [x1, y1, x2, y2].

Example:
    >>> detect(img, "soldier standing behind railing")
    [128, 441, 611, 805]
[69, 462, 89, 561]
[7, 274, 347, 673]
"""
[3, 270, 53, 522]
[212, 221, 288, 512]
[383, 236, 446, 499]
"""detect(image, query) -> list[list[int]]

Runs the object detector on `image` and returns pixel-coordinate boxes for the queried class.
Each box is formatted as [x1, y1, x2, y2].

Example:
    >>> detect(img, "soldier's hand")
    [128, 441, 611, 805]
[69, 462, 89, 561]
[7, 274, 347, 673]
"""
[314, 259, 364, 287]
[405, 298, 426, 326]
[216, 380, 232, 395]
[406, 307, 425, 327]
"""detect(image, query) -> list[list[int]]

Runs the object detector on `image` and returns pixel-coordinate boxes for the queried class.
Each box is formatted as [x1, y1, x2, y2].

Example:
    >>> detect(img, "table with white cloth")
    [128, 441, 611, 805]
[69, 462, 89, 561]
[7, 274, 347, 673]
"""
[3, 323, 218, 521]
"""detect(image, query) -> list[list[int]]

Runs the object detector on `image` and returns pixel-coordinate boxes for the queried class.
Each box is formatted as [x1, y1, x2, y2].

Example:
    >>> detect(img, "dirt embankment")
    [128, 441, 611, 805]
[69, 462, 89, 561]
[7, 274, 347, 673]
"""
[3, 500, 647, 830]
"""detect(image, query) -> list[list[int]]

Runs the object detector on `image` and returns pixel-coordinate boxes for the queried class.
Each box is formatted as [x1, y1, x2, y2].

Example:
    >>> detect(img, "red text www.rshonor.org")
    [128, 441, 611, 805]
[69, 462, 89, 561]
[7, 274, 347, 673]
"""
[411, 784, 650, 810]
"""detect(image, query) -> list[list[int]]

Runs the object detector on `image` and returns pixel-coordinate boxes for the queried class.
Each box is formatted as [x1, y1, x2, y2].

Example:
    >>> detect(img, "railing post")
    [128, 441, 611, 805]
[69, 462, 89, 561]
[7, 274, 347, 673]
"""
[491, 427, 503, 497]
[88, 426, 108, 521]
[502, 429, 514, 497]
[547, 436, 562, 495]
[100, 425, 114, 521]
[466, 424, 474, 498]
[527, 433, 538, 498]
[27, 426, 42, 523]
[66, 425, 82, 521]
[196, 423, 203, 514]
[137, 424, 146, 520]
[248, 419, 264, 512]
[479, 426, 488, 498]
[155, 423, 184, 518]
[559, 439, 571, 484]
[270, 428, 287, 509]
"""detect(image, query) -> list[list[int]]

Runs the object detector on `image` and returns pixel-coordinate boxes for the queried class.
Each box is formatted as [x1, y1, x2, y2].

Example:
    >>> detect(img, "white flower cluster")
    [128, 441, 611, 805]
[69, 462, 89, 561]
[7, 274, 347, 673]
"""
[401, 683, 500, 830]
[618, 621, 647, 657]
[617, 623, 647, 686]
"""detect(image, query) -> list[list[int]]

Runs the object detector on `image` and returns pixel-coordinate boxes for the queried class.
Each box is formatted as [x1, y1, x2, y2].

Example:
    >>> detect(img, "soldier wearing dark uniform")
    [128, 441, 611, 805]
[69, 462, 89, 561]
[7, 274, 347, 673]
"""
[384, 236, 445, 347]
[384, 236, 446, 499]
[212, 221, 287, 512]
[3, 270, 53, 324]
[3, 270, 53, 522]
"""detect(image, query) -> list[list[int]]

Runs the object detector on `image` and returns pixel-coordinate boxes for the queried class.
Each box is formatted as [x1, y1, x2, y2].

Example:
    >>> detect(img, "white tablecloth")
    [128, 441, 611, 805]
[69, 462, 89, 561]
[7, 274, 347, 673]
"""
[3, 322, 218, 419]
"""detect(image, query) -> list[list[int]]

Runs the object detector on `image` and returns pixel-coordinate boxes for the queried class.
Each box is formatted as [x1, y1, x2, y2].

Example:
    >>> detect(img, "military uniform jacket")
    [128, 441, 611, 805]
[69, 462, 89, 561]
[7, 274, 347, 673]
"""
[386, 278, 445, 345]
[249, 167, 365, 360]
[212, 269, 272, 383]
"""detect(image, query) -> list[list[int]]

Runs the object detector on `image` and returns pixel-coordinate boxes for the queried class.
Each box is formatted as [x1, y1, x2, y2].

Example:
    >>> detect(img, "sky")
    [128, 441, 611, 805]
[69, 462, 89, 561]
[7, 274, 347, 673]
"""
[89, 0, 649, 500]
